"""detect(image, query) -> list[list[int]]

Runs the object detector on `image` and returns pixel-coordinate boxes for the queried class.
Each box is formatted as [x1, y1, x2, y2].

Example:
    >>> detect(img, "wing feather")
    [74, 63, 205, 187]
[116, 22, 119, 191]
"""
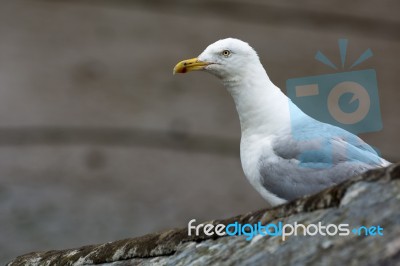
[258, 120, 388, 201]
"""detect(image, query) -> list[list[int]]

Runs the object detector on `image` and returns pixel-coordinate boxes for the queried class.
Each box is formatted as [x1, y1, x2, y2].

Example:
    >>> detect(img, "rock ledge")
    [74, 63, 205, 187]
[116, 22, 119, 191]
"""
[8, 163, 400, 266]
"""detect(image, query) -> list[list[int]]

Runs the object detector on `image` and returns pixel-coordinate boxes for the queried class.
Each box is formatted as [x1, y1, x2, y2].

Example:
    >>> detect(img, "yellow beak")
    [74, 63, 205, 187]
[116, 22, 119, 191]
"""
[173, 57, 210, 74]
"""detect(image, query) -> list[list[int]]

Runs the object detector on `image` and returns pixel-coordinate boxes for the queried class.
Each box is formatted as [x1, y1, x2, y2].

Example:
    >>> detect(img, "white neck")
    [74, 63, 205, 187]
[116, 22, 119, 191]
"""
[222, 65, 293, 138]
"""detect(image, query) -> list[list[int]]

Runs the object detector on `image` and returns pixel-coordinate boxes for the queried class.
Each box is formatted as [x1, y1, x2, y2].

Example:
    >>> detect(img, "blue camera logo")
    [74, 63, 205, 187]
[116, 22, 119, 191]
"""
[287, 39, 382, 135]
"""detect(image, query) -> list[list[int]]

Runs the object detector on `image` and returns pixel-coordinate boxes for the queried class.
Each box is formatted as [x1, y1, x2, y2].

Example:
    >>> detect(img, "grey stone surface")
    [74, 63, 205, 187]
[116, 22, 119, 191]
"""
[0, 0, 399, 264]
[7, 163, 400, 265]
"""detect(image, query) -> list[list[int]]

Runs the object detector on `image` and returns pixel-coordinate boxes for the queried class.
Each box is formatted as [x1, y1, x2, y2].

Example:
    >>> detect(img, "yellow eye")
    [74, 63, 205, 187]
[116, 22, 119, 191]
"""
[222, 50, 231, 57]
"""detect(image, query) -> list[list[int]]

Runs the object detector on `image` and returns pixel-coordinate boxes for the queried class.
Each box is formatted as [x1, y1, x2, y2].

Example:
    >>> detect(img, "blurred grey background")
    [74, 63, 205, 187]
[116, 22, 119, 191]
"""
[0, 0, 399, 263]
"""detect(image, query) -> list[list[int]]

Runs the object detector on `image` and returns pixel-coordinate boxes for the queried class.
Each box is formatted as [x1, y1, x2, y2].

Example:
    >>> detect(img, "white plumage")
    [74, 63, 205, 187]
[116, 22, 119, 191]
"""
[174, 38, 390, 206]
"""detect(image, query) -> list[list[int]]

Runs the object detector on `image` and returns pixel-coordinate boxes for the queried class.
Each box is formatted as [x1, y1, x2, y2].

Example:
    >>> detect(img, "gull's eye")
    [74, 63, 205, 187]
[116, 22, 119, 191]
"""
[221, 50, 231, 57]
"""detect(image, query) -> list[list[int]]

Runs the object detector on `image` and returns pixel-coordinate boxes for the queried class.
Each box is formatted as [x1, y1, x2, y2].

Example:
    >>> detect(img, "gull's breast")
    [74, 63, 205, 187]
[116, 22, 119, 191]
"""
[240, 134, 286, 206]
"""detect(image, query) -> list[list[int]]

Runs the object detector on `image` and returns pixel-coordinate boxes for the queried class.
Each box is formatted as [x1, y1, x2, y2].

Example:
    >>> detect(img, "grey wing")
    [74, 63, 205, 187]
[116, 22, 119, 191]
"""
[258, 153, 371, 201]
[259, 122, 387, 201]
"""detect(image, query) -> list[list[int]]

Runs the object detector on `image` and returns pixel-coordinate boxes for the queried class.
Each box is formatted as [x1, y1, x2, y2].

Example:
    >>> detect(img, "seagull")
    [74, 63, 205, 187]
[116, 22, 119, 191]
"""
[173, 38, 390, 206]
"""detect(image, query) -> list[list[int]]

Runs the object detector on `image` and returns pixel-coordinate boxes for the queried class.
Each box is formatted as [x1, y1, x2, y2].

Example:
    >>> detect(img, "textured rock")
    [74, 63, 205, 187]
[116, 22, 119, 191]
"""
[7, 163, 400, 266]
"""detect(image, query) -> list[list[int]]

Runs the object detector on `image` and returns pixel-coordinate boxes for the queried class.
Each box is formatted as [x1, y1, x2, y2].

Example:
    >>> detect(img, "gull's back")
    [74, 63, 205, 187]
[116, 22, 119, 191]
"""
[258, 114, 389, 202]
